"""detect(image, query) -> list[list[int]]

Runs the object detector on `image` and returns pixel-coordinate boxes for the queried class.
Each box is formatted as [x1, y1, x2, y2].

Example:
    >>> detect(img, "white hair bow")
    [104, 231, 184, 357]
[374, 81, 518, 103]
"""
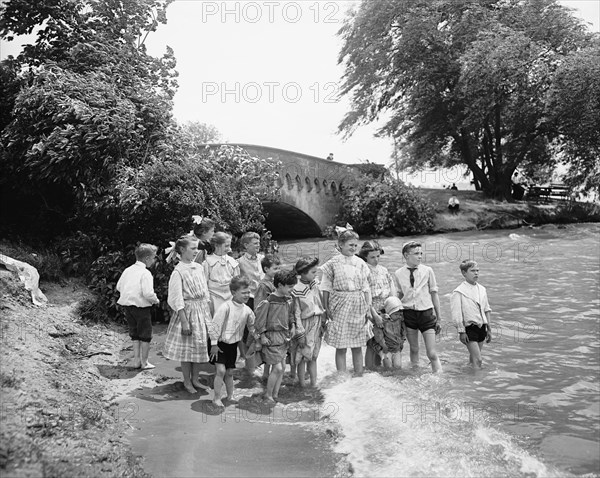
[335, 223, 354, 236]
[192, 215, 203, 225]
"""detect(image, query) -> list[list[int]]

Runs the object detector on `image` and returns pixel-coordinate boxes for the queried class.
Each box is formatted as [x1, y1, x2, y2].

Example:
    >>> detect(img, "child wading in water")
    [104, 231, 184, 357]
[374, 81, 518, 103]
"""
[203, 232, 240, 316]
[163, 235, 212, 393]
[367, 296, 406, 370]
[290, 257, 325, 388]
[116, 243, 160, 369]
[394, 241, 443, 373]
[321, 229, 372, 376]
[451, 260, 492, 368]
[254, 270, 298, 403]
[247, 254, 281, 379]
[208, 276, 256, 406]
[358, 240, 398, 369]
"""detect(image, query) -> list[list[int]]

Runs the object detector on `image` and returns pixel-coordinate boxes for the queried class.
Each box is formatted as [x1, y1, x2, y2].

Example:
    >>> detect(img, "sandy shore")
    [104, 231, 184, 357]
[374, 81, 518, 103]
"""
[103, 324, 345, 478]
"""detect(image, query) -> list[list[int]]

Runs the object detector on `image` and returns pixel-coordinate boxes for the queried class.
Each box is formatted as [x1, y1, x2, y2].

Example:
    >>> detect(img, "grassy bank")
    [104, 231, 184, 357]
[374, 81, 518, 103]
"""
[419, 188, 600, 234]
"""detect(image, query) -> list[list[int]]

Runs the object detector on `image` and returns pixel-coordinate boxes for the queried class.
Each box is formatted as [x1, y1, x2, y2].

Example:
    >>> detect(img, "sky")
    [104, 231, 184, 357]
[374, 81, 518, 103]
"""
[1, 0, 598, 176]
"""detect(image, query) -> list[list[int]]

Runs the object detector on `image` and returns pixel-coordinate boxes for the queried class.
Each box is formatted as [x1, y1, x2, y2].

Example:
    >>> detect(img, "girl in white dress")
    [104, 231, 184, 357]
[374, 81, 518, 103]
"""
[203, 232, 240, 316]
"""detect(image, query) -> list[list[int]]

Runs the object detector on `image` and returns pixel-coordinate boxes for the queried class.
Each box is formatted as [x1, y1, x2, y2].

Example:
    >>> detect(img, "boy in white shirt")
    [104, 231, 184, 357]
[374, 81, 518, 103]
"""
[116, 243, 160, 369]
[450, 260, 492, 368]
[208, 276, 256, 407]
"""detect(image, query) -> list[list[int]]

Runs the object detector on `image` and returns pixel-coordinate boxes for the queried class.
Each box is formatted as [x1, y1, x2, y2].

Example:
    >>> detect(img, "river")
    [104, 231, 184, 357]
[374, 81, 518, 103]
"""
[277, 222, 600, 477]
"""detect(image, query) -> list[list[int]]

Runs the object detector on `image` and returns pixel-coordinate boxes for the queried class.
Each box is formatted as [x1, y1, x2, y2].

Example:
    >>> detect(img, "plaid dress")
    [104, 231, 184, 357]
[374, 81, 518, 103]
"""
[367, 264, 397, 312]
[163, 262, 211, 363]
[321, 254, 373, 348]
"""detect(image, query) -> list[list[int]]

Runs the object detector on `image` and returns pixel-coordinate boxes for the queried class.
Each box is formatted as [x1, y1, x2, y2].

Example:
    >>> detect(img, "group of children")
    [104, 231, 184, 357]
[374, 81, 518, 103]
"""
[116, 218, 493, 407]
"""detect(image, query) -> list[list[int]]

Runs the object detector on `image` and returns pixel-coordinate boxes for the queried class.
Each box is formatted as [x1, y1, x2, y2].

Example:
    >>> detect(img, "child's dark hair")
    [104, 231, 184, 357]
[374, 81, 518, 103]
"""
[135, 243, 158, 261]
[337, 230, 359, 244]
[357, 241, 384, 261]
[261, 254, 281, 272]
[175, 235, 198, 255]
[294, 257, 319, 275]
[240, 231, 260, 247]
[193, 218, 215, 238]
[459, 260, 478, 273]
[402, 241, 421, 256]
[230, 275, 251, 293]
[210, 231, 231, 247]
[274, 270, 298, 288]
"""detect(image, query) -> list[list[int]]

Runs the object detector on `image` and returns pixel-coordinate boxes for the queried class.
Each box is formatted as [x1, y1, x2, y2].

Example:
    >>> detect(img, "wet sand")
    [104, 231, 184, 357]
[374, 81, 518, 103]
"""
[106, 324, 342, 477]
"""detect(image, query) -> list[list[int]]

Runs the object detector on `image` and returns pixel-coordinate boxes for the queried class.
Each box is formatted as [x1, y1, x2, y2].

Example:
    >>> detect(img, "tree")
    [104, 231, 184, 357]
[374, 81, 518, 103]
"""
[0, 0, 177, 236]
[338, 0, 596, 199]
[179, 121, 222, 152]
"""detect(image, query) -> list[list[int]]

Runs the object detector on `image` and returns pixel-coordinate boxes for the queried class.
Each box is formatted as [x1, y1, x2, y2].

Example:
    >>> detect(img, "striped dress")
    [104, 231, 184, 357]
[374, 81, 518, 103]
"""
[367, 263, 397, 313]
[321, 254, 373, 348]
[163, 262, 211, 363]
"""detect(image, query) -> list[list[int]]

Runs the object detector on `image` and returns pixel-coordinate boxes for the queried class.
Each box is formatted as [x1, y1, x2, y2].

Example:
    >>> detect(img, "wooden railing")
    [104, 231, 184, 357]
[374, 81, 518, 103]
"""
[527, 183, 572, 202]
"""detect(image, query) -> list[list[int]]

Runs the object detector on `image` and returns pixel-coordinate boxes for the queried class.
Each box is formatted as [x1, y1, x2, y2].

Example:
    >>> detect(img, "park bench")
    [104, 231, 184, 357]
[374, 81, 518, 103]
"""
[527, 183, 573, 203]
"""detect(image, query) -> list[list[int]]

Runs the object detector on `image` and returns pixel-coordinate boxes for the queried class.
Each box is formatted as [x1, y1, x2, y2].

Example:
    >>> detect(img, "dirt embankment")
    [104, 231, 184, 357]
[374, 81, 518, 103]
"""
[419, 189, 600, 234]
[0, 272, 149, 478]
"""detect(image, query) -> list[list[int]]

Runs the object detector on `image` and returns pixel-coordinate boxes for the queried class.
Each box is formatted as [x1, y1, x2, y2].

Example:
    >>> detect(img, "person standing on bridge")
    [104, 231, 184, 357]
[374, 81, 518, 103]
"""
[321, 228, 373, 376]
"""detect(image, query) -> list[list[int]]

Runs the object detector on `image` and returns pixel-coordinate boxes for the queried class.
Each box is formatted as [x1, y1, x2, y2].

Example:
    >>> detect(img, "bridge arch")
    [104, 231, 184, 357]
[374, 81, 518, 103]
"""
[204, 143, 358, 239]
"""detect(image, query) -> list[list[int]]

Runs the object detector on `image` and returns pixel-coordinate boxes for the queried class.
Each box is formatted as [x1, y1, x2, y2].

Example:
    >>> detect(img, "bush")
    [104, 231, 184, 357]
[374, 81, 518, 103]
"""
[339, 174, 435, 235]
[0, 240, 64, 282]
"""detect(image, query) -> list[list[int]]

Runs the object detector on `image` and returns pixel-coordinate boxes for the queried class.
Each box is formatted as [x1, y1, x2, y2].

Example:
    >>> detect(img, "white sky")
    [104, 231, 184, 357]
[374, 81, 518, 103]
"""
[1, 0, 598, 171]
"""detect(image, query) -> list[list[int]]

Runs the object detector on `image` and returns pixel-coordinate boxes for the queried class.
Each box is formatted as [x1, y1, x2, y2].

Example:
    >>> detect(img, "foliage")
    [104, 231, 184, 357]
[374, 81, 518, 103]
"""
[546, 43, 600, 193]
[338, 0, 597, 199]
[0, 240, 64, 282]
[352, 161, 390, 180]
[339, 174, 435, 235]
[179, 121, 222, 150]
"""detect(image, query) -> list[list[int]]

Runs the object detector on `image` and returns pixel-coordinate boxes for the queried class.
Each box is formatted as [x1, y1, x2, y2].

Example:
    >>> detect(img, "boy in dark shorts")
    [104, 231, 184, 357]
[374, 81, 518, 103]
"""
[394, 241, 443, 373]
[116, 243, 160, 370]
[450, 260, 492, 368]
[208, 276, 256, 407]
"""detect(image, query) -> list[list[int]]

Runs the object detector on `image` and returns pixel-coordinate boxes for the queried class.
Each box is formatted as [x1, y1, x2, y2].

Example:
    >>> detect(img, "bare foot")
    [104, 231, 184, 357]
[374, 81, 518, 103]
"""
[192, 380, 209, 391]
[130, 360, 141, 369]
[183, 383, 197, 394]
[141, 362, 155, 370]
[263, 396, 276, 405]
[213, 399, 224, 407]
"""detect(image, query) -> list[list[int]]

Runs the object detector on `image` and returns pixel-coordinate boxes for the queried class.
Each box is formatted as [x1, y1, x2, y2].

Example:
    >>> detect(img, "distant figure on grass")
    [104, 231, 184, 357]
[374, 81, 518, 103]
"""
[366, 296, 406, 370]
[203, 232, 240, 316]
[290, 257, 325, 388]
[394, 241, 443, 373]
[357, 240, 398, 369]
[450, 183, 458, 191]
[321, 229, 373, 376]
[163, 235, 212, 394]
[450, 260, 492, 369]
[237, 231, 265, 362]
[208, 276, 256, 407]
[192, 216, 216, 264]
[448, 195, 460, 215]
[246, 254, 281, 380]
[255, 270, 298, 404]
[116, 243, 160, 370]
[326, 153, 334, 161]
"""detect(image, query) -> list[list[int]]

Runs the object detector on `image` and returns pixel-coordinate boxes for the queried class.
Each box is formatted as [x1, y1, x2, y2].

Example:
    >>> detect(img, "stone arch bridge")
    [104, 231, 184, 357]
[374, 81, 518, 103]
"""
[213, 144, 358, 238]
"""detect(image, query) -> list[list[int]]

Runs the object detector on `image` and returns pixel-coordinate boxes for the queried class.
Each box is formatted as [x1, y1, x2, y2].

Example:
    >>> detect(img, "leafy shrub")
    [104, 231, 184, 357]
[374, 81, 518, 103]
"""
[339, 174, 435, 235]
[0, 240, 64, 282]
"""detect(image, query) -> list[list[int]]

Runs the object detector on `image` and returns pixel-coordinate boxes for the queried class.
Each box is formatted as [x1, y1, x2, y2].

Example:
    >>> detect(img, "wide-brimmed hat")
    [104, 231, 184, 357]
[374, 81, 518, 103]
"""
[384, 296, 403, 315]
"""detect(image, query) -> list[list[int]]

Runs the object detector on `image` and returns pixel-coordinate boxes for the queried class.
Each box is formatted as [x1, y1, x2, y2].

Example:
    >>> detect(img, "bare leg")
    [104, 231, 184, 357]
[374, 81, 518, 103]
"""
[192, 362, 208, 390]
[262, 364, 271, 381]
[351, 347, 363, 376]
[213, 363, 226, 406]
[297, 360, 306, 387]
[225, 369, 234, 400]
[391, 352, 402, 369]
[335, 348, 347, 372]
[265, 362, 283, 401]
[273, 359, 286, 399]
[365, 346, 376, 370]
[308, 359, 318, 387]
[422, 329, 442, 373]
[244, 354, 256, 374]
[466, 341, 483, 368]
[140, 341, 154, 369]
[181, 362, 196, 393]
[405, 328, 420, 368]
[131, 340, 141, 368]
[382, 353, 392, 369]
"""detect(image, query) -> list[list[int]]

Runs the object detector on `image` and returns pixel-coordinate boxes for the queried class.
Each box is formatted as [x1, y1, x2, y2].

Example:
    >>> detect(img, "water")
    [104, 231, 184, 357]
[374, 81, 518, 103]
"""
[279, 223, 600, 477]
